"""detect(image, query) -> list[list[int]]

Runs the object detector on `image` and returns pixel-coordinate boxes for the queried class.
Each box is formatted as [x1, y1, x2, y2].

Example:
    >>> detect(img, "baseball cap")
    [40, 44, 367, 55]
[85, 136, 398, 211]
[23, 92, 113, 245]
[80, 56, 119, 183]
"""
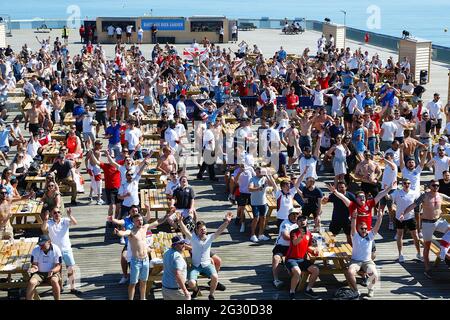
[439, 136, 448, 142]
[38, 234, 51, 245]
[171, 235, 188, 246]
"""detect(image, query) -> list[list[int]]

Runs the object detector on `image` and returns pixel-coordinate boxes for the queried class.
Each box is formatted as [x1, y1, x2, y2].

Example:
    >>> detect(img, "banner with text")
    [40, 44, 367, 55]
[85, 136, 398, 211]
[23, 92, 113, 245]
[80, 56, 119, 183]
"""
[141, 19, 185, 31]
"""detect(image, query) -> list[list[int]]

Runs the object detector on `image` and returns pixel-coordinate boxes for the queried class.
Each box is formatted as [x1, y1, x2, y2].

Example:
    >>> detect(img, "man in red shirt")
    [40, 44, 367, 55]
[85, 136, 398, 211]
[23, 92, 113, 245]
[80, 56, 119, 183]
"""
[326, 182, 395, 256]
[285, 87, 299, 119]
[285, 215, 320, 300]
[89, 150, 121, 220]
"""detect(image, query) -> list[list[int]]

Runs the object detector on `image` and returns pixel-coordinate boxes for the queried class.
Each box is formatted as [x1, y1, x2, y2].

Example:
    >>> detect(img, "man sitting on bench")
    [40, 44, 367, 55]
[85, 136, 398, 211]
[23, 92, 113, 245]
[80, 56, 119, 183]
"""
[49, 154, 78, 206]
[26, 235, 62, 300]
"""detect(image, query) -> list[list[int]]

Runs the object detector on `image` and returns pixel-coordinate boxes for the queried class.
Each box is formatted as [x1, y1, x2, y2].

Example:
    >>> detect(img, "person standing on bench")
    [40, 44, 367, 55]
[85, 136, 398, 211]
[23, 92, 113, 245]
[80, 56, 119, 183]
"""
[176, 211, 233, 300]
[49, 154, 78, 206]
[41, 207, 82, 295]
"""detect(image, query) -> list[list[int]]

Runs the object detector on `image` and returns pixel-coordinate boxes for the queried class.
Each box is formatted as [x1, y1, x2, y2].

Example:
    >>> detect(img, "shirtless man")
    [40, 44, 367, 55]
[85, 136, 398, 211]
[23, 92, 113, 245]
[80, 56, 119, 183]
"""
[363, 113, 377, 154]
[25, 99, 46, 134]
[283, 121, 301, 171]
[299, 110, 314, 151]
[114, 213, 161, 300]
[402, 129, 426, 161]
[402, 180, 450, 278]
[354, 150, 382, 198]
[157, 146, 178, 175]
[311, 107, 334, 133]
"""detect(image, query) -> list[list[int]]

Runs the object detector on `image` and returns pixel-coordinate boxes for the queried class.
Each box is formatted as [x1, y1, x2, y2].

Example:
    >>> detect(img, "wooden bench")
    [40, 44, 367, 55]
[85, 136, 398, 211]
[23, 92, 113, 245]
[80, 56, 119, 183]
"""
[140, 189, 170, 218]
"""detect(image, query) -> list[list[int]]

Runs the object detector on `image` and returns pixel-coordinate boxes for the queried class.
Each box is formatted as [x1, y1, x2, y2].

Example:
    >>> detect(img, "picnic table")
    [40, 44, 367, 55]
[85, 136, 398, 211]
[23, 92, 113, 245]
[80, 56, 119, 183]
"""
[9, 199, 44, 230]
[146, 232, 191, 296]
[63, 113, 75, 126]
[24, 164, 51, 191]
[142, 125, 160, 140]
[0, 238, 38, 291]
[41, 141, 61, 163]
[221, 123, 240, 136]
[141, 115, 160, 125]
[298, 231, 352, 291]
[141, 139, 161, 157]
[140, 189, 170, 218]
[222, 114, 238, 124]
[50, 125, 69, 141]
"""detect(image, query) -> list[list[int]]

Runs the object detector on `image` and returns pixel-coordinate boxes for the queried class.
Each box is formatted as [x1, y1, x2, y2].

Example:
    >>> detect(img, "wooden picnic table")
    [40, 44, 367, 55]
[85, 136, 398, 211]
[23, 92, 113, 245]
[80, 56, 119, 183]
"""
[24, 164, 51, 191]
[222, 115, 238, 124]
[141, 115, 160, 125]
[42, 141, 62, 163]
[221, 123, 240, 136]
[298, 231, 352, 291]
[142, 125, 160, 140]
[50, 125, 69, 141]
[9, 200, 44, 230]
[140, 189, 170, 218]
[141, 139, 162, 157]
[0, 238, 38, 291]
[146, 232, 191, 296]
[63, 113, 75, 126]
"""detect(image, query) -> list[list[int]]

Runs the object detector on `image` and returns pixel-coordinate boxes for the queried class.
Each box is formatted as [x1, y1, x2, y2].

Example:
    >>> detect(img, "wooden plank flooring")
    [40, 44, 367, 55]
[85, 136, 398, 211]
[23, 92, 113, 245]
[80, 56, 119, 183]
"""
[0, 113, 448, 300]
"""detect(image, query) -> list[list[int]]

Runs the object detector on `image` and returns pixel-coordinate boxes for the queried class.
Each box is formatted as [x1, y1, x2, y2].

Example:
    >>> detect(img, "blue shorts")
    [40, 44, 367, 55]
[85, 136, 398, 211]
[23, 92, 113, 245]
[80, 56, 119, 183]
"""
[62, 250, 76, 267]
[286, 258, 313, 272]
[188, 264, 217, 281]
[251, 204, 268, 218]
[129, 257, 150, 284]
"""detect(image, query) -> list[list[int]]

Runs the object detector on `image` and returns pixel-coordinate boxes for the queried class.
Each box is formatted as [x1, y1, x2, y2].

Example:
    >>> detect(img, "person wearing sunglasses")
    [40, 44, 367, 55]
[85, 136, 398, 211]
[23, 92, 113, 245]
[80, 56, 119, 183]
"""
[391, 179, 422, 263]
[401, 180, 450, 279]
[345, 199, 384, 299]
[41, 207, 81, 295]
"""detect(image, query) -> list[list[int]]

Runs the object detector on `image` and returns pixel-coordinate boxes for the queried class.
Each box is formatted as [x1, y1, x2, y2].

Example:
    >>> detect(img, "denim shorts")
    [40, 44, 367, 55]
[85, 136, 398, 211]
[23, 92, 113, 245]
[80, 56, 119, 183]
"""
[62, 250, 76, 267]
[251, 204, 268, 218]
[188, 264, 217, 281]
[129, 257, 150, 284]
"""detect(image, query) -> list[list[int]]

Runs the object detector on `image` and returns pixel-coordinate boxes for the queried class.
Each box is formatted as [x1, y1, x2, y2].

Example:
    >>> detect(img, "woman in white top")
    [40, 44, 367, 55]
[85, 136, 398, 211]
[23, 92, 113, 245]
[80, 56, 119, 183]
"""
[326, 135, 350, 185]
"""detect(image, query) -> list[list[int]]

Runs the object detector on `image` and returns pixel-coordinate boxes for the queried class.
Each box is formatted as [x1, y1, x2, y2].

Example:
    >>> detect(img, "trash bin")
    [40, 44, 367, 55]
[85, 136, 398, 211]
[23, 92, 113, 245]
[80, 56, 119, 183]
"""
[420, 70, 428, 84]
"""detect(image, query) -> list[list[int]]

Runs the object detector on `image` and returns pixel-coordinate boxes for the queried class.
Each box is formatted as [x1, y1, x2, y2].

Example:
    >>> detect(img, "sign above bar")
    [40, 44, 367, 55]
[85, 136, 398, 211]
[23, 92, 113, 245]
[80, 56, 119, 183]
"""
[141, 19, 185, 31]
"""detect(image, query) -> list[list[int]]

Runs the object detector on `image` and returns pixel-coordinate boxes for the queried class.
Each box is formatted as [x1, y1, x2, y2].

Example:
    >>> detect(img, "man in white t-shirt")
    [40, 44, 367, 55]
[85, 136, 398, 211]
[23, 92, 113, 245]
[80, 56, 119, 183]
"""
[26, 235, 63, 300]
[115, 26, 123, 43]
[41, 207, 81, 294]
[432, 135, 450, 156]
[271, 210, 299, 288]
[380, 114, 397, 151]
[345, 205, 383, 299]
[378, 152, 398, 230]
[118, 157, 149, 217]
[391, 179, 422, 263]
[124, 119, 143, 159]
[176, 95, 188, 129]
[426, 93, 443, 137]
[425, 146, 450, 180]
[107, 25, 115, 40]
[400, 144, 427, 196]
[393, 109, 409, 144]
[177, 212, 233, 300]
[126, 25, 134, 44]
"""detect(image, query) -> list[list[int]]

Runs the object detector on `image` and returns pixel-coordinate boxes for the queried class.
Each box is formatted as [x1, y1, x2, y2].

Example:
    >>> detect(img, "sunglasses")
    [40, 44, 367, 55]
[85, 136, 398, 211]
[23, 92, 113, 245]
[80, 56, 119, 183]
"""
[360, 227, 368, 231]
[53, 211, 61, 215]
[403, 182, 411, 185]
[357, 195, 366, 199]
[431, 184, 440, 188]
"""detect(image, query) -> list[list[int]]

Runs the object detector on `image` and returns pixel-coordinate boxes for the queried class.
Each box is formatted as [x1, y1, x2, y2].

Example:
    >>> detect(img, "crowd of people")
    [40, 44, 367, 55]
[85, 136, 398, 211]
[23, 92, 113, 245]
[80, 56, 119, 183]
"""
[0, 28, 448, 300]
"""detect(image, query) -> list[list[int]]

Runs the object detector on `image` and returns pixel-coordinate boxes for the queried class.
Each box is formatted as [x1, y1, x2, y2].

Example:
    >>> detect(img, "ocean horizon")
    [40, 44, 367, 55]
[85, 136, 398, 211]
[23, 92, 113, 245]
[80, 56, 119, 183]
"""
[2, 0, 450, 46]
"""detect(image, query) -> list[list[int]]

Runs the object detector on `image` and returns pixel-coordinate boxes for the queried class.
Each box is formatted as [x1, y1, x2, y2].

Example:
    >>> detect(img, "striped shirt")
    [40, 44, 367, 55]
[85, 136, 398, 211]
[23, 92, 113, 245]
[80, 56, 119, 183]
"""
[94, 95, 108, 112]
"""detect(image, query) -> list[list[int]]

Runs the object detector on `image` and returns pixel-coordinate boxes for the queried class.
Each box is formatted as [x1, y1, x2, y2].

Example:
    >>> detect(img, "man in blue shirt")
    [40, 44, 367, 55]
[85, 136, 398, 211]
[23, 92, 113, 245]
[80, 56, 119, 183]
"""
[278, 46, 287, 62]
[105, 118, 122, 159]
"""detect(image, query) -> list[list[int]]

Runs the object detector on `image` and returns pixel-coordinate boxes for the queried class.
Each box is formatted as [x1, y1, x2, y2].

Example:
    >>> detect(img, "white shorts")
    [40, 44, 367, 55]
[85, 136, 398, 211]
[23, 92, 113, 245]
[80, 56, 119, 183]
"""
[422, 219, 448, 241]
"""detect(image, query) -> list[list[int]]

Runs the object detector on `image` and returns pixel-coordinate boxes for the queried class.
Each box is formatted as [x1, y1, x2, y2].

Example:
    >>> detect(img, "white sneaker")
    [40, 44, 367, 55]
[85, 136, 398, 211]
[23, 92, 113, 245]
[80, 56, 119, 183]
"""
[97, 199, 105, 205]
[250, 235, 259, 242]
[416, 253, 424, 262]
[388, 221, 394, 230]
[419, 232, 423, 239]
[258, 235, 270, 241]
[118, 276, 128, 284]
[120, 237, 125, 245]
[367, 289, 375, 298]
[240, 223, 245, 233]
[398, 254, 405, 263]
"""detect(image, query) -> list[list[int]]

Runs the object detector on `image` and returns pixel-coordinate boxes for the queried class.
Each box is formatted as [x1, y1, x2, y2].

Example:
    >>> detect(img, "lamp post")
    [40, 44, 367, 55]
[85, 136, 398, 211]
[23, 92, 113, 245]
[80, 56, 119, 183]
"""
[340, 10, 346, 48]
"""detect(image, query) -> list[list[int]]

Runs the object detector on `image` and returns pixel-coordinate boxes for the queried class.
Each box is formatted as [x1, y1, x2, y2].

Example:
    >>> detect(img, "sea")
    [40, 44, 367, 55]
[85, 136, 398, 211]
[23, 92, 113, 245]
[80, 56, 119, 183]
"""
[2, 0, 450, 46]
